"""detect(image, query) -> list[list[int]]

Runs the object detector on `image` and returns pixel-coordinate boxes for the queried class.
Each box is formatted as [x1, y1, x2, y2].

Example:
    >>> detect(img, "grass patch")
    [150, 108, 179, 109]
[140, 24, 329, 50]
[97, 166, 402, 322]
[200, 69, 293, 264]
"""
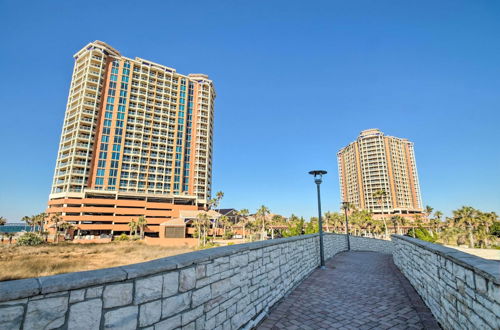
[0, 241, 194, 281]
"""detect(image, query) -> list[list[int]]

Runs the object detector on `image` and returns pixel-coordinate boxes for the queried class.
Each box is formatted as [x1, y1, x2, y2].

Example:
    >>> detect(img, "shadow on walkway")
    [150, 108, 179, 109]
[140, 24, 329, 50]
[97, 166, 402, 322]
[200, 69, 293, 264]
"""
[258, 251, 440, 330]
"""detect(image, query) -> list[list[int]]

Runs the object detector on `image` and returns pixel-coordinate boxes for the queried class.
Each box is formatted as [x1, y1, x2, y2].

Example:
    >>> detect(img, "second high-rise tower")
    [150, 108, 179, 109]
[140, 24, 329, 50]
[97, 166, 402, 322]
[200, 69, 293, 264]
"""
[337, 129, 423, 218]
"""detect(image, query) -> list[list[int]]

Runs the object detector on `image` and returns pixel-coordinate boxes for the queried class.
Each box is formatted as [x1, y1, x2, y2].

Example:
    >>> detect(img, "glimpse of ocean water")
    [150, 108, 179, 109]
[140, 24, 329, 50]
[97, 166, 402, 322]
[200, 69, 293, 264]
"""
[0, 224, 38, 233]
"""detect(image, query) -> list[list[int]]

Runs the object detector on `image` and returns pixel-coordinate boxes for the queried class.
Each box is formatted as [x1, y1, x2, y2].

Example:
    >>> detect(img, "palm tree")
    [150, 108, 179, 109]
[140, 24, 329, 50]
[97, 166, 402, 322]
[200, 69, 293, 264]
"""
[336, 212, 346, 232]
[215, 191, 224, 204]
[349, 209, 372, 236]
[399, 216, 408, 235]
[353, 218, 364, 236]
[208, 191, 224, 238]
[219, 215, 230, 236]
[4, 232, 14, 244]
[341, 202, 356, 234]
[424, 205, 434, 219]
[35, 213, 48, 234]
[192, 213, 203, 246]
[390, 215, 404, 235]
[219, 215, 233, 239]
[50, 213, 62, 243]
[270, 215, 286, 239]
[0, 216, 6, 226]
[206, 199, 215, 211]
[238, 209, 249, 220]
[412, 214, 425, 237]
[256, 205, 270, 240]
[440, 227, 459, 245]
[323, 212, 332, 232]
[415, 214, 424, 225]
[282, 215, 305, 237]
[59, 222, 75, 239]
[197, 213, 210, 246]
[479, 211, 497, 235]
[363, 218, 373, 236]
[434, 210, 443, 222]
[22, 216, 33, 231]
[431, 211, 443, 234]
[371, 219, 384, 237]
[475, 224, 494, 248]
[271, 215, 285, 224]
[325, 212, 344, 233]
[429, 219, 440, 235]
[41, 230, 49, 242]
[475, 211, 497, 247]
[452, 206, 478, 248]
[373, 189, 389, 238]
[128, 219, 138, 237]
[238, 209, 250, 239]
[137, 216, 147, 239]
[29, 215, 38, 232]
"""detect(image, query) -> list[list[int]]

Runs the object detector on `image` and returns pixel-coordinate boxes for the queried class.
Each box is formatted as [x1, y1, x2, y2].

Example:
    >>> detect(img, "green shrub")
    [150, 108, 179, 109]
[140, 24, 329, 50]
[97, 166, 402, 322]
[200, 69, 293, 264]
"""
[198, 242, 220, 250]
[490, 221, 500, 237]
[115, 233, 129, 241]
[282, 219, 305, 237]
[222, 231, 234, 240]
[16, 233, 44, 246]
[304, 221, 319, 235]
[407, 227, 438, 243]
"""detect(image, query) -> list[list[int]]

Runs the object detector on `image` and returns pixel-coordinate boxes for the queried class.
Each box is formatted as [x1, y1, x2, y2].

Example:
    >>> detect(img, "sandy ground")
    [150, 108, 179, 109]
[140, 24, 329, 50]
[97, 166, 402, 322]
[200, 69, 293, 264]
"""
[0, 241, 194, 281]
[444, 245, 500, 260]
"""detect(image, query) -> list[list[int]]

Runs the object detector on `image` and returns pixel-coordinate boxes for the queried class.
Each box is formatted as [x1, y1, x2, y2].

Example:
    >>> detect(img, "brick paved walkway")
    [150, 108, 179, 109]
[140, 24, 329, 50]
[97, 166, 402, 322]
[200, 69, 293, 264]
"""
[258, 251, 440, 330]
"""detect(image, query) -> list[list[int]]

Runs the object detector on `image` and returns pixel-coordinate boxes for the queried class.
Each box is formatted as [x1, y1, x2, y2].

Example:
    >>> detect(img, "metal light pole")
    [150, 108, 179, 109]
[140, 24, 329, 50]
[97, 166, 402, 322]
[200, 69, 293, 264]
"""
[309, 170, 327, 268]
[342, 201, 351, 250]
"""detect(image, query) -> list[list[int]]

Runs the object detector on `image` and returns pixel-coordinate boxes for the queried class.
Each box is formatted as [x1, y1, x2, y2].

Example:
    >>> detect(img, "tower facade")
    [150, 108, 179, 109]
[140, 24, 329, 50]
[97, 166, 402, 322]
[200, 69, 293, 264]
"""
[337, 129, 423, 217]
[47, 41, 215, 236]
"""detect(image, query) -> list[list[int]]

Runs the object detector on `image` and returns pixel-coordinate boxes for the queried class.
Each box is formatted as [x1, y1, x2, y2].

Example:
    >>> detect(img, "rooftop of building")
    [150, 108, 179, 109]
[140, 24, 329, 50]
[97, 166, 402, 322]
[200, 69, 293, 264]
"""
[214, 208, 238, 216]
[358, 128, 410, 142]
[337, 128, 412, 154]
[74, 40, 212, 83]
[359, 128, 383, 137]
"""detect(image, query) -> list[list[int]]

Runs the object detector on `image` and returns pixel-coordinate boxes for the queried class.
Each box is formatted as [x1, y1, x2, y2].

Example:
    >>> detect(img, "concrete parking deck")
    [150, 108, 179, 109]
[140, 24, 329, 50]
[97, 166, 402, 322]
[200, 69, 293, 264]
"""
[258, 251, 440, 330]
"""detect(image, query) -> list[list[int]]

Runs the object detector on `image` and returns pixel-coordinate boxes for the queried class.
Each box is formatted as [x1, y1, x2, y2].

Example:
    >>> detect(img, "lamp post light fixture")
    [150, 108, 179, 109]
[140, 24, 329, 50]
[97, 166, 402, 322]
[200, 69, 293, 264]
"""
[342, 201, 351, 251]
[309, 170, 327, 268]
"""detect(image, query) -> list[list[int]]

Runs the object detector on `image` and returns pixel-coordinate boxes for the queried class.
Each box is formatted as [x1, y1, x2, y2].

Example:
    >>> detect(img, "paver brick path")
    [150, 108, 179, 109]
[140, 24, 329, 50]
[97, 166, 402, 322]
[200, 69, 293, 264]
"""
[259, 251, 440, 330]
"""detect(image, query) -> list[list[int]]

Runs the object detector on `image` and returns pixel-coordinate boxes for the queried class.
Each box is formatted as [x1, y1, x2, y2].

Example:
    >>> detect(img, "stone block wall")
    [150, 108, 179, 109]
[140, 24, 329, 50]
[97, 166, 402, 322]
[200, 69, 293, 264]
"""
[348, 235, 393, 254]
[0, 234, 388, 330]
[393, 235, 500, 330]
[323, 233, 348, 259]
[323, 233, 393, 255]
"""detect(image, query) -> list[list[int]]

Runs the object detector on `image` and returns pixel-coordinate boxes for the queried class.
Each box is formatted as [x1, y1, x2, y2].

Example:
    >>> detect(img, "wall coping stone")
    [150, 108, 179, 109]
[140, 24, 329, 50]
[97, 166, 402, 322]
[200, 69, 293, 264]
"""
[39, 266, 128, 294]
[393, 235, 500, 284]
[348, 234, 392, 242]
[0, 234, 321, 302]
[0, 278, 40, 302]
[121, 257, 179, 279]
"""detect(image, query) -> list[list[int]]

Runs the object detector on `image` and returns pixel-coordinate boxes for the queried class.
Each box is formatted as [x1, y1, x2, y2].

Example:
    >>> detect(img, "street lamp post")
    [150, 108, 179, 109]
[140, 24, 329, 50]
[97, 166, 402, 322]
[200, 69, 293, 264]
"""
[309, 170, 327, 268]
[342, 201, 351, 250]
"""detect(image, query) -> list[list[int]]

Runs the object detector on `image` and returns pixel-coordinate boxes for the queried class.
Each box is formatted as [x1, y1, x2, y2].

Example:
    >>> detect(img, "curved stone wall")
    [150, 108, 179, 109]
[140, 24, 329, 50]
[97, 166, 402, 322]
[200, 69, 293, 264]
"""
[393, 235, 500, 330]
[0, 234, 391, 330]
[348, 235, 393, 254]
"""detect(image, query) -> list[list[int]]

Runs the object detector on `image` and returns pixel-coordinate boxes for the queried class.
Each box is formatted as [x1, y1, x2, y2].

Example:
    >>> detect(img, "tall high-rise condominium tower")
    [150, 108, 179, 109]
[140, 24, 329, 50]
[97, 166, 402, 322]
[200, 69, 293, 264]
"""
[47, 41, 215, 236]
[337, 129, 423, 217]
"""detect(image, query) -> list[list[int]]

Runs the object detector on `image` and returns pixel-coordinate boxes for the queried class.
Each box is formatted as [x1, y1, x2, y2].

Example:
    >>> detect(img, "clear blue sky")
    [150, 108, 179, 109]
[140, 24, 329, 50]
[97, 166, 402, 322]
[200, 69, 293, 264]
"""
[1, 0, 499, 222]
